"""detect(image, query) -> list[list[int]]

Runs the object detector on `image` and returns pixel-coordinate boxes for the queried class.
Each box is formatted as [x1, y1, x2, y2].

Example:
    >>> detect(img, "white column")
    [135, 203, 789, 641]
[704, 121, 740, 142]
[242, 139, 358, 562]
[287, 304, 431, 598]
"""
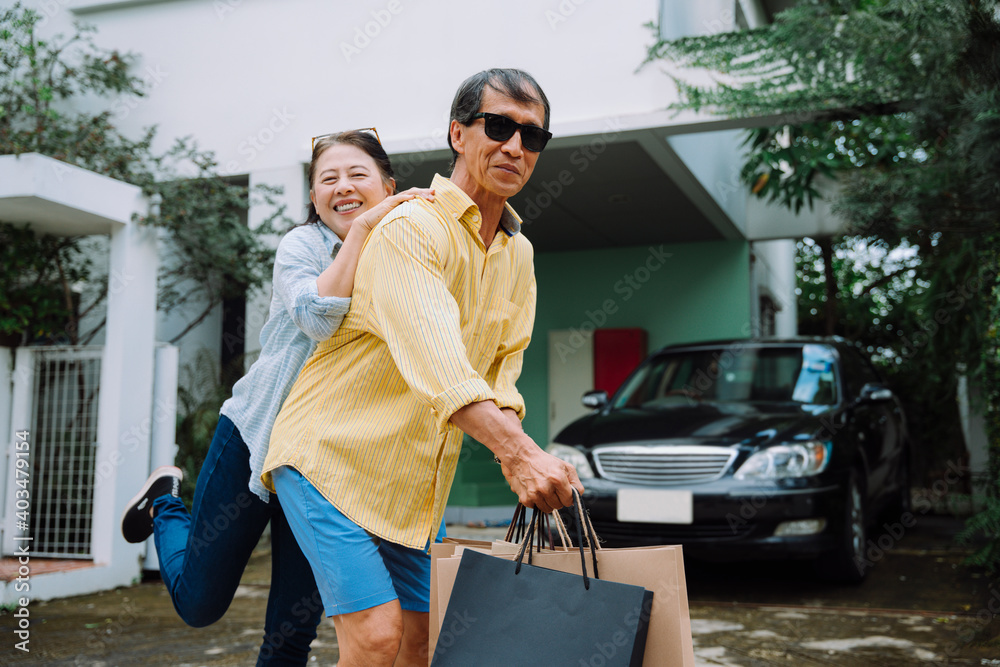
[144, 343, 179, 570]
[92, 213, 158, 571]
[737, 0, 769, 28]
[772, 240, 798, 337]
[244, 165, 308, 361]
[957, 374, 990, 507]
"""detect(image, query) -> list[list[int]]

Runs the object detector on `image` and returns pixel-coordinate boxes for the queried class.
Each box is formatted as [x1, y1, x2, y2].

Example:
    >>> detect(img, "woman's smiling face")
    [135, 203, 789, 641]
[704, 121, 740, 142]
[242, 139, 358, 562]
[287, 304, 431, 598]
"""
[310, 143, 393, 239]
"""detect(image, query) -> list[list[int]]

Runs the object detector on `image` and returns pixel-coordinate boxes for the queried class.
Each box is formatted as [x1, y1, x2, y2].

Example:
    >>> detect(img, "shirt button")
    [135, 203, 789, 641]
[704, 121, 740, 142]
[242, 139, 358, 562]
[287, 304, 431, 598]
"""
[472, 215, 480, 223]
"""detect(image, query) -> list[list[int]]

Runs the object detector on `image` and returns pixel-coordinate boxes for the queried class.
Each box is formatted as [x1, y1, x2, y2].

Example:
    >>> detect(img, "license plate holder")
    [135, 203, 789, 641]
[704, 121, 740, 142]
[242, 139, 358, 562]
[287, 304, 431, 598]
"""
[617, 488, 694, 524]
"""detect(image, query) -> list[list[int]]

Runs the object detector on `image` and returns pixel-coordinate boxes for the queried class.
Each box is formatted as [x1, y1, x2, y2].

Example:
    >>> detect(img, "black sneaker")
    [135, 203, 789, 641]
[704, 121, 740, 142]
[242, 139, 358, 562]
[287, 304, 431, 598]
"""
[121, 466, 184, 543]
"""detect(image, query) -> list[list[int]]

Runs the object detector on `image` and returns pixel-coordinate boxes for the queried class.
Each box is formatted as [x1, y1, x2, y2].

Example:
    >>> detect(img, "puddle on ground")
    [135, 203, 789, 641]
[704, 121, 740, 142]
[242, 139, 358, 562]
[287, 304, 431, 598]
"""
[690, 619, 745, 635]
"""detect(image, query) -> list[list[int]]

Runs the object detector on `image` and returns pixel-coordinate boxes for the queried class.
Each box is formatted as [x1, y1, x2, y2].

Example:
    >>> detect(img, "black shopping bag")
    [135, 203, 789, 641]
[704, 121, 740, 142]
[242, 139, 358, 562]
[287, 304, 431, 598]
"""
[431, 493, 653, 666]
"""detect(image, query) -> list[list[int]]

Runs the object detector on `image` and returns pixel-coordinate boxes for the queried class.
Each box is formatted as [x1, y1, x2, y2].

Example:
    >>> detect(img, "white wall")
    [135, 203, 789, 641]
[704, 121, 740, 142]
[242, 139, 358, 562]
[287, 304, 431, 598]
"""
[31, 0, 677, 176]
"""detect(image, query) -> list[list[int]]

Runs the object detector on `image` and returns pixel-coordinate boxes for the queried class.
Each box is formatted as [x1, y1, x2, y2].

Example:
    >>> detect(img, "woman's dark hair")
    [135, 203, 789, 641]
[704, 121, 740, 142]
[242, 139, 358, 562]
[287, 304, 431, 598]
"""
[305, 130, 396, 224]
[447, 68, 551, 169]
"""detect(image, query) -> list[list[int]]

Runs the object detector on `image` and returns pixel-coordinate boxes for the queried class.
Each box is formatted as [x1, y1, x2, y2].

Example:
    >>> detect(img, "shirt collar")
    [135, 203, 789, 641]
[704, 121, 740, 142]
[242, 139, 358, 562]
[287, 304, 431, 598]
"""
[314, 221, 344, 258]
[430, 174, 523, 239]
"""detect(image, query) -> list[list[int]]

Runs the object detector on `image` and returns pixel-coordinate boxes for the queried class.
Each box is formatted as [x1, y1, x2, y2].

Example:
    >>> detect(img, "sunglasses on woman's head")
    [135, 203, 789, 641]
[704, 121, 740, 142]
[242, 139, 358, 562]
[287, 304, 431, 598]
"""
[311, 127, 381, 152]
[471, 113, 552, 153]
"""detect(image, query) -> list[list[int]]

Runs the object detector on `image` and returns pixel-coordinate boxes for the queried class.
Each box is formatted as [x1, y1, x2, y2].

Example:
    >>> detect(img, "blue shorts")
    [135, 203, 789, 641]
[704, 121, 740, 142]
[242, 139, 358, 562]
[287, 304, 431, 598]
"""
[271, 466, 445, 617]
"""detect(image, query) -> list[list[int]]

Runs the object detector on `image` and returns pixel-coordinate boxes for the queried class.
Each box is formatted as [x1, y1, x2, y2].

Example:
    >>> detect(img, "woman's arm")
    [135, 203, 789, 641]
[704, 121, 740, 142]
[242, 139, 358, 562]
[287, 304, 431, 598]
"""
[317, 187, 435, 297]
[272, 238, 352, 342]
[272, 188, 435, 341]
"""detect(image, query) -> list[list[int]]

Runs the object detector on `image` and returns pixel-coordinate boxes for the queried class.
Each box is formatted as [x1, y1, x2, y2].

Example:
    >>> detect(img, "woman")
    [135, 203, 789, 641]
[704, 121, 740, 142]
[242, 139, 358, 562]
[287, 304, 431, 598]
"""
[120, 129, 433, 666]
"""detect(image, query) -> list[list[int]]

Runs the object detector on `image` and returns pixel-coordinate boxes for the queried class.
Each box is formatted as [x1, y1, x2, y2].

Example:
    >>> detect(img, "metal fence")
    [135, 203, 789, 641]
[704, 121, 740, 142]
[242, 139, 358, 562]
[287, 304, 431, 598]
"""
[27, 347, 102, 558]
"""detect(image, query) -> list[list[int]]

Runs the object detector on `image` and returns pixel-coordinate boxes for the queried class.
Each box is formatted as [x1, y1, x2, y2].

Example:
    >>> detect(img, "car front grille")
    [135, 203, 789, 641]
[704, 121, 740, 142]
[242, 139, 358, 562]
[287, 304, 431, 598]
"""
[593, 445, 737, 485]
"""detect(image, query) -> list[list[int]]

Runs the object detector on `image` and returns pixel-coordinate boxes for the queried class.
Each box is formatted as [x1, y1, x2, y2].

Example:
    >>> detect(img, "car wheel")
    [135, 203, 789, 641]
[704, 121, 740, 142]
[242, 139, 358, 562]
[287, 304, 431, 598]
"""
[816, 469, 868, 583]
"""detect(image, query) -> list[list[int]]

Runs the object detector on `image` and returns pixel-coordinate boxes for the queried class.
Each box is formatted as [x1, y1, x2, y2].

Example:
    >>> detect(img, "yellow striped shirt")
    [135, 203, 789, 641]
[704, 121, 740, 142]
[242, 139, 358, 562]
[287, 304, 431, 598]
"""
[262, 174, 536, 549]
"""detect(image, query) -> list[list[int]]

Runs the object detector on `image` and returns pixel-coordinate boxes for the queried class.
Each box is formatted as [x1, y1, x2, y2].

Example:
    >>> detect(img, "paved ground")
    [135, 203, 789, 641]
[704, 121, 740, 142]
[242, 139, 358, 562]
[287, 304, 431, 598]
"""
[3, 514, 1000, 666]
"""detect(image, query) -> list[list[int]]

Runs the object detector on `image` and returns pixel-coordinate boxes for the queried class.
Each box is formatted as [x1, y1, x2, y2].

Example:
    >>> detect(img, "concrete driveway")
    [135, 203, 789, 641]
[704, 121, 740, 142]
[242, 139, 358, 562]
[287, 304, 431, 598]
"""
[3, 514, 998, 666]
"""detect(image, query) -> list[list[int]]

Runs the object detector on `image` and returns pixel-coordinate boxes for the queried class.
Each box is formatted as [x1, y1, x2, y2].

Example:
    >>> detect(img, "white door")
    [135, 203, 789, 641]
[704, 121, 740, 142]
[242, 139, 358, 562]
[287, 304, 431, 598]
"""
[547, 330, 594, 443]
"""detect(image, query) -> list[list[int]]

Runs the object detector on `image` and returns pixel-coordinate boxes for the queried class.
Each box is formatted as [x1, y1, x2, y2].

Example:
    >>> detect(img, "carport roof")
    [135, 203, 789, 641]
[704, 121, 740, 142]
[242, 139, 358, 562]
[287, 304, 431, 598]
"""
[390, 133, 739, 253]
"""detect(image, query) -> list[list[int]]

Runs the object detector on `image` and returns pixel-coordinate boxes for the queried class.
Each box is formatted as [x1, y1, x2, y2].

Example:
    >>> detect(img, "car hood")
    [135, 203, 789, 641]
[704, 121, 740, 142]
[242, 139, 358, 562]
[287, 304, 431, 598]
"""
[555, 402, 830, 449]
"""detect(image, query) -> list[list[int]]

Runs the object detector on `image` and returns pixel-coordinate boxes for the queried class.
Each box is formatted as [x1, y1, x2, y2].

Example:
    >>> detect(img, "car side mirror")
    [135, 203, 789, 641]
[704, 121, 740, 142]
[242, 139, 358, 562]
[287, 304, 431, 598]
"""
[858, 383, 894, 404]
[582, 390, 609, 410]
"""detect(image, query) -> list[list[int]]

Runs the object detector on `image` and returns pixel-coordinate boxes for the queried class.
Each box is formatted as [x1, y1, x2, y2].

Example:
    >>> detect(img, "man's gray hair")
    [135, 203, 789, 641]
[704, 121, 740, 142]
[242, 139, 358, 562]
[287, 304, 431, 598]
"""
[447, 68, 551, 169]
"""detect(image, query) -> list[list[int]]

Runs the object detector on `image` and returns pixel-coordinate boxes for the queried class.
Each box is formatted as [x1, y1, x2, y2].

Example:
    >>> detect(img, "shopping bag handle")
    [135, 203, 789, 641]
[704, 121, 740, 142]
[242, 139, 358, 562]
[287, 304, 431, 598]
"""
[549, 507, 573, 550]
[513, 489, 600, 590]
[510, 489, 600, 555]
[506, 502, 574, 552]
[505, 503, 527, 544]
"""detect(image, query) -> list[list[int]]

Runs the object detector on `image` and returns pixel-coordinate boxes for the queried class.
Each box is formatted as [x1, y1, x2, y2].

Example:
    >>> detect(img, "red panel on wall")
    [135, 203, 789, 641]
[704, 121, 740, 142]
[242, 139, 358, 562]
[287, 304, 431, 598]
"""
[593, 328, 648, 395]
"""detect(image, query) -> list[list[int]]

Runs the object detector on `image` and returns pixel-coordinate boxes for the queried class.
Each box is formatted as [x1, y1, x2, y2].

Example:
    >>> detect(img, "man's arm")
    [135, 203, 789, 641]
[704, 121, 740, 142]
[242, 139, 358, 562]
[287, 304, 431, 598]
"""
[367, 215, 580, 511]
[366, 213, 497, 427]
[450, 402, 583, 513]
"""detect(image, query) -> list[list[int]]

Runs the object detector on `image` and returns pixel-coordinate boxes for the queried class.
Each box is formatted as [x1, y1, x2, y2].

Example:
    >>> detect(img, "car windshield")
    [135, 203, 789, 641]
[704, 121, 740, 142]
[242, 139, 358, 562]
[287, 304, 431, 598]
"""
[611, 344, 840, 410]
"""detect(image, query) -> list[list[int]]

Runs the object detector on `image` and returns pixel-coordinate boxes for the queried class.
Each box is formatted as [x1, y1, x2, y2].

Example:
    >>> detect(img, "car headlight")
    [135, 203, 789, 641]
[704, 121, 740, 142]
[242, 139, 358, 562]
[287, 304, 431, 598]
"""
[546, 444, 595, 479]
[734, 440, 831, 480]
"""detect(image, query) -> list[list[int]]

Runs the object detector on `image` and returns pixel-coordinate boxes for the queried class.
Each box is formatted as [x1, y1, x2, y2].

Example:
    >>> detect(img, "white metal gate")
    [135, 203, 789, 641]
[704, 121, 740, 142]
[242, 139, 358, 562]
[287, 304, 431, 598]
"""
[10, 347, 102, 558]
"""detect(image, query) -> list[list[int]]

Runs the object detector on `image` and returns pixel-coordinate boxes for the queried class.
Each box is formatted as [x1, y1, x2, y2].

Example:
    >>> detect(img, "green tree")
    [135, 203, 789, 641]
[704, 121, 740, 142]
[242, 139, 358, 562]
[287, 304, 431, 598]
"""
[0, 225, 98, 346]
[644, 0, 1000, 561]
[0, 3, 287, 347]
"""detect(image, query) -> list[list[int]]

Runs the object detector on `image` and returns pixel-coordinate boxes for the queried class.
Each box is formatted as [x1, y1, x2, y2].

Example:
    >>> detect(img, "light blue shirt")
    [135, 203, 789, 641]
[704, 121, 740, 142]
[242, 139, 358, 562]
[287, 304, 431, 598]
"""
[220, 222, 351, 501]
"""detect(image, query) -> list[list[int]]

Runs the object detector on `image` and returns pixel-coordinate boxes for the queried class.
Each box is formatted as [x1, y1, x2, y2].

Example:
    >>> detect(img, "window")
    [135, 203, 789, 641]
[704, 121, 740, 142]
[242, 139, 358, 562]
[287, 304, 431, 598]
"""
[613, 345, 839, 409]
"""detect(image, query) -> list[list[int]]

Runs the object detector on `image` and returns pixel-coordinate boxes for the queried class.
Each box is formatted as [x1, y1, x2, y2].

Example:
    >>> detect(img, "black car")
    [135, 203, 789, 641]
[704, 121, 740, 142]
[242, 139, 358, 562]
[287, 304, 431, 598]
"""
[548, 338, 910, 582]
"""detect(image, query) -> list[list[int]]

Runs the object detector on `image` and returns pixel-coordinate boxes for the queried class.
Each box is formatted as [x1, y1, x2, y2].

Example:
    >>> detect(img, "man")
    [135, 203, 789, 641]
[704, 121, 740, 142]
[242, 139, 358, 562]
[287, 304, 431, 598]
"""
[262, 68, 581, 667]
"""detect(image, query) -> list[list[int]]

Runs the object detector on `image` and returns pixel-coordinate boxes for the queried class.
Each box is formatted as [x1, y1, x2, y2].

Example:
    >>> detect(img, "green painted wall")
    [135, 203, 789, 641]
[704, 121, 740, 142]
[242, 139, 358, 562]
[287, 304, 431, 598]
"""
[447, 239, 751, 507]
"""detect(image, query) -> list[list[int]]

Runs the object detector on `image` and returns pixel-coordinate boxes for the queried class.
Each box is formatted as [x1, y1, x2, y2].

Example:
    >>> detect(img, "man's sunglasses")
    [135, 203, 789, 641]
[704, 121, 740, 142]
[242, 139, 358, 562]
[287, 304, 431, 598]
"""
[471, 113, 552, 153]
[311, 127, 381, 152]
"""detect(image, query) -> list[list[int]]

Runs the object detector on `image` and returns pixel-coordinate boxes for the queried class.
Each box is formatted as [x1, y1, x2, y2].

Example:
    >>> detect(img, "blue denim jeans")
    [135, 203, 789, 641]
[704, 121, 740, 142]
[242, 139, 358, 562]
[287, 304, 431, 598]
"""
[153, 415, 322, 666]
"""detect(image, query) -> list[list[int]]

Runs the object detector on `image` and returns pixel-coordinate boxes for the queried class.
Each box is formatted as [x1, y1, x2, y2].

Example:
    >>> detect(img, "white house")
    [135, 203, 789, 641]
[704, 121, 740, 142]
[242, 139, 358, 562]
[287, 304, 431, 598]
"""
[2, 0, 845, 601]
